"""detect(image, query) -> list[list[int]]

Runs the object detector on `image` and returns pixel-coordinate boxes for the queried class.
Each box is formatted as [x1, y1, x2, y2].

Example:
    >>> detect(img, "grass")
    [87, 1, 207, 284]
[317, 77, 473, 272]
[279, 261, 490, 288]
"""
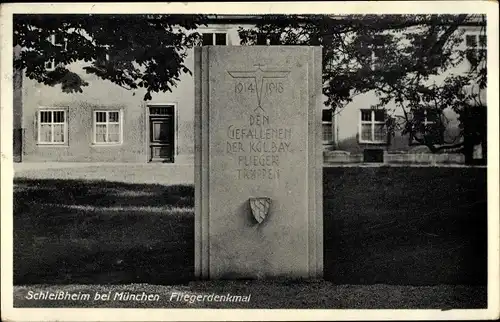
[13, 166, 487, 292]
[14, 179, 194, 285]
[323, 166, 487, 286]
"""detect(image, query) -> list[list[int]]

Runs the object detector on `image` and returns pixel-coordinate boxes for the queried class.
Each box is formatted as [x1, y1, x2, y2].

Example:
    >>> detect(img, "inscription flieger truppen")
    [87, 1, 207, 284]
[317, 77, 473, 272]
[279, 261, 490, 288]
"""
[226, 65, 293, 180]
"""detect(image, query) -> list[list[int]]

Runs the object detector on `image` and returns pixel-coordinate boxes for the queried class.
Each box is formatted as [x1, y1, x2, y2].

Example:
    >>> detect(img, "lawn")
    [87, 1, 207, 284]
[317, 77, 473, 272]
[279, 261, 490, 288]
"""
[14, 178, 194, 285]
[323, 166, 487, 286]
[13, 166, 487, 291]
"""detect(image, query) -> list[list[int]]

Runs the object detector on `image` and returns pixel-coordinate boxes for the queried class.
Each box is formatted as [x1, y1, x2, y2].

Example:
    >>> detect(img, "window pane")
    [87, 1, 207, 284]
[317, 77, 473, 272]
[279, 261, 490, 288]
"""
[53, 124, 64, 142]
[322, 123, 333, 142]
[322, 109, 332, 122]
[202, 33, 213, 46]
[361, 124, 372, 141]
[108, 124, 120, 142]
[153, 122, 169, 142]
[96, 112, 106, 123]
[54, 34, 64, 46]
[108, 111, 119, 122]
[150, 106, 173, 115]
[479, 35, 487, 47]
[324, 57, 334, 71]
[44, 60, 55, 70]
[374, 124, 386, 142]
[53, 111, 65, 123]
[374, 110, 385, 122]
[40, 111, 52, 123]
[478, 49, 486, 61]
[95, 124, 106, 143]
[466, 35, 477, 47]
[466, 48, 477, 62]
[40, 124, 52, 142]
[373, 45, 384, 59]
[215, 33, 226, 45]
[361, 110, 372, 121]
[108, 133, 119, 143]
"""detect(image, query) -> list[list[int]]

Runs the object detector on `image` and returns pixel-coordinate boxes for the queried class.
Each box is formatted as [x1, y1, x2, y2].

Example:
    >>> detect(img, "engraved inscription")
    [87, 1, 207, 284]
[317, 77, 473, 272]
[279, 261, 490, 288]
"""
[225, 113, 293, 180]
[225, 64, 292, 180]
[228, 64, 290, 112]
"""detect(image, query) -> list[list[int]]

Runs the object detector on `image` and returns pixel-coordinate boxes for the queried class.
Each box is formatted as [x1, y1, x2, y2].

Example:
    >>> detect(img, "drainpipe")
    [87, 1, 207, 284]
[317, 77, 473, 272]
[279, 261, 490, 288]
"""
[13, 45, 23, 163]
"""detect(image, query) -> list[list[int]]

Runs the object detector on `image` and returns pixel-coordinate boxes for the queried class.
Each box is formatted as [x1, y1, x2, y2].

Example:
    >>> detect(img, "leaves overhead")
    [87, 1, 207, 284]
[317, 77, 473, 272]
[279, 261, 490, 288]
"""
[13, 14, 488, 159]
[239, 14, 487, 155]
[14, 14, 207, 100]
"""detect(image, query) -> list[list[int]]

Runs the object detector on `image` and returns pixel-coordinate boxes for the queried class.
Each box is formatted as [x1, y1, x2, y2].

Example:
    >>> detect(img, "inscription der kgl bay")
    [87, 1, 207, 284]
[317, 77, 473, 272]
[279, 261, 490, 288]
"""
[226, 114, 293, 181]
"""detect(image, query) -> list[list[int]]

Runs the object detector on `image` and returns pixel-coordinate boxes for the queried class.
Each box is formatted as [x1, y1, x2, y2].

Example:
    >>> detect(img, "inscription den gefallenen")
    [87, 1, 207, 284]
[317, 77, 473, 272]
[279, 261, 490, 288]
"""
[225, 114, 293, 180]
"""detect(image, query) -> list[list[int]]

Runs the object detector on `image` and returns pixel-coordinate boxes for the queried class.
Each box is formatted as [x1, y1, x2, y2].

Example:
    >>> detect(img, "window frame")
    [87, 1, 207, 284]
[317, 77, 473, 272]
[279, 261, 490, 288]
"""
[44, 35, 57, 71]
[358, 109, 387, 144]
[465, 32, 487, 65]
[37, 107, 68, 145]
[92, 110, 123, 145]
[370, 44, 384, 70]
[409, 108, 444, 144]
[201, 32, 227, 46]
[96, 44, 111, 64]
[44, 34, 67, 71]
[322, 108, 334, 144]
[256, 33, 281, 45]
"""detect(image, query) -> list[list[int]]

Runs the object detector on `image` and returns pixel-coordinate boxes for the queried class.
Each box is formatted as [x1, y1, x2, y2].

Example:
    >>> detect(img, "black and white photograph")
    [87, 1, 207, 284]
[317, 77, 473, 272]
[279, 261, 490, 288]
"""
[1, 2, 498, 321]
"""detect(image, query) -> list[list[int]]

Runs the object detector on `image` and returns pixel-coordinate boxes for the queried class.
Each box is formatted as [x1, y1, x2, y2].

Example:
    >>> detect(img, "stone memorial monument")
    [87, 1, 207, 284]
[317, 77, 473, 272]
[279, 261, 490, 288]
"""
[194, 46, 323, 279]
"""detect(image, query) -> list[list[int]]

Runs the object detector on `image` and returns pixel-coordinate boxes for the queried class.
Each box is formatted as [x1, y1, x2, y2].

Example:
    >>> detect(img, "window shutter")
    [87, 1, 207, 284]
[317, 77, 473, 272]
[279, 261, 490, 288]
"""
[34, 111, 38, 141]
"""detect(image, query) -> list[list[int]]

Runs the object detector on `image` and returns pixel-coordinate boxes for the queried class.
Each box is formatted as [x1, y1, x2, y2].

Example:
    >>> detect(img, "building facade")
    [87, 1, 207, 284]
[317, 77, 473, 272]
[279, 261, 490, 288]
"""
[14, 15, 486, 163]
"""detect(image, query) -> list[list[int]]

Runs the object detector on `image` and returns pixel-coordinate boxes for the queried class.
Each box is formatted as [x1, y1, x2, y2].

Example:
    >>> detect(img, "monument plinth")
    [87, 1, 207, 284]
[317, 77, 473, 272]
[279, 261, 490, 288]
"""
[195, 46, 323, 279]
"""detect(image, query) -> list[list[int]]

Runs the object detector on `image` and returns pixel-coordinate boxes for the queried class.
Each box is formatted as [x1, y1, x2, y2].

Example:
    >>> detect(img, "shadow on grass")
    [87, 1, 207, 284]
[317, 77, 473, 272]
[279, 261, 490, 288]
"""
[323, 167, 487, 286]
[14, 179, 194, 285]
[14, 167, 487, 287]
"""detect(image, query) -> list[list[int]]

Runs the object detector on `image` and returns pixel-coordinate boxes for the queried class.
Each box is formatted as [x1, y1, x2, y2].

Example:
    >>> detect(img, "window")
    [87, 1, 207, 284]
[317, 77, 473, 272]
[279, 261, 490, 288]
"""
[371, 44, 384, 70]
[322, 109, 334, 143]
[93, 110, 122, 144]
[96, 45, 111, 65]
[44, 34, 65, 71]
[38, 109, 67, 144]
[359, 36, 384, 70]
[201, 33, 227, 45]
[324, 56, 335, 72]
[465, 33, 486, 64]
[149, 105, 174, 115]
[359, 109, 387, 144]
[256, 33, 280, 45]
[410, 109, 443, 144]
[413, 109, 439, 127]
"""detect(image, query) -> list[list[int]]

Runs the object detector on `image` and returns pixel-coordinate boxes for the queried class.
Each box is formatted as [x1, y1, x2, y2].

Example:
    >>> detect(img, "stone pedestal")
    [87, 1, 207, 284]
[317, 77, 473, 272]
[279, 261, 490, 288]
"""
[194, 46, 323, 279]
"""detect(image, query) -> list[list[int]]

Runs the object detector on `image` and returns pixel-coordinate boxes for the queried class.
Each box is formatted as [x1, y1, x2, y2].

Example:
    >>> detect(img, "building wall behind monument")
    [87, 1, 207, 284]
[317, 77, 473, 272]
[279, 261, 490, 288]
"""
[17, 21, 485, 162]
[333, 24, 486, 153]
[19, 24, 252, 163]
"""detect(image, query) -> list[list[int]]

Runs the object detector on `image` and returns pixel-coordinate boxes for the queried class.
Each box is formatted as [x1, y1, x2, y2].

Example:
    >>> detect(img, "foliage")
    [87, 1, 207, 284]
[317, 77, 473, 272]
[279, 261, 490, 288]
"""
[13, 14, 207, 100]
[239, 14, 487, 157]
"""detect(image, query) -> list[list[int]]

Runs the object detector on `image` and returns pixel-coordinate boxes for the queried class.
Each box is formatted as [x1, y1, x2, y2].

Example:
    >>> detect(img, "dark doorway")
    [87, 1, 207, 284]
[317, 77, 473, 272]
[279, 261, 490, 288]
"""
[148, 105, 175, 163]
